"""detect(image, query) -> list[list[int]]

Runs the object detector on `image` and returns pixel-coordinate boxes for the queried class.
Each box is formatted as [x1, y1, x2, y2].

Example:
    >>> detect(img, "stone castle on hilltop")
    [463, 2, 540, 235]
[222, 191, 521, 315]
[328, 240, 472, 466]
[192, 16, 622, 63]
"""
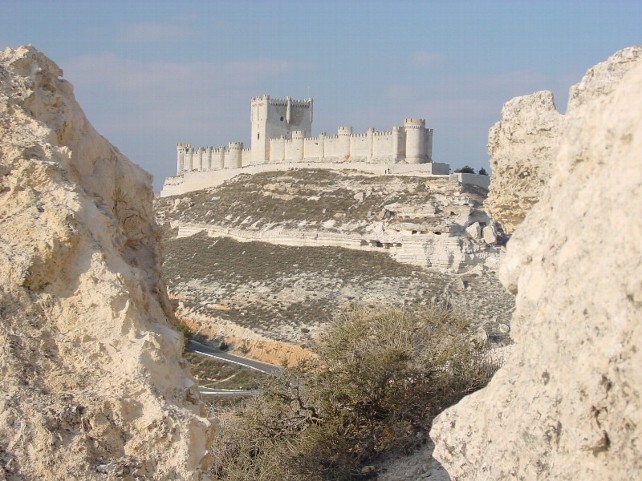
[160, 95, 488, 197]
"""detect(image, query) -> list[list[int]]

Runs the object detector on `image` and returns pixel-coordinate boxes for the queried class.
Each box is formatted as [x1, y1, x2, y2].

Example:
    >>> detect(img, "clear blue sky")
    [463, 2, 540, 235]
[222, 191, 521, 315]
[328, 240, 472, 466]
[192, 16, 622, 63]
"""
[1, 0, 640, 191]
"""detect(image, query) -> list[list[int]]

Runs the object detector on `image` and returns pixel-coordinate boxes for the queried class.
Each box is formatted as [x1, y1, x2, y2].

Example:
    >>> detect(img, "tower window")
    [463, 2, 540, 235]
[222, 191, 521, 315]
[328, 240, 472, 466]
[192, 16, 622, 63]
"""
[280, 116, 284, 121]
[257, 133, 260, 140]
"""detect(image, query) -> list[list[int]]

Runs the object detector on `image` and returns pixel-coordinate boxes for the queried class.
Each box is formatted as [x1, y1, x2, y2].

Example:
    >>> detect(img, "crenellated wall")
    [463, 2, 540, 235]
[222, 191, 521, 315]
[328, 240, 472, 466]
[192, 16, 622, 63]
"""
[174, 96, 436, 176]
[160, 160, 459, 196]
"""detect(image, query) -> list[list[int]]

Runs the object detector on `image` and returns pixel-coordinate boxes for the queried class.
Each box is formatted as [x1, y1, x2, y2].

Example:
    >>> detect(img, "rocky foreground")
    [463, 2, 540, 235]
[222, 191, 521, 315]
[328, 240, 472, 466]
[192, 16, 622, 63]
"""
[0, 46, 211, 479]
[431, 47, 642, 480]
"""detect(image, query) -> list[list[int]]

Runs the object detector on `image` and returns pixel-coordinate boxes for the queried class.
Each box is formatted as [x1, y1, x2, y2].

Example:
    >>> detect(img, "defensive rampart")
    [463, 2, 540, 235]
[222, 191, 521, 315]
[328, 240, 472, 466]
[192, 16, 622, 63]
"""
[160, 161, 452, 196]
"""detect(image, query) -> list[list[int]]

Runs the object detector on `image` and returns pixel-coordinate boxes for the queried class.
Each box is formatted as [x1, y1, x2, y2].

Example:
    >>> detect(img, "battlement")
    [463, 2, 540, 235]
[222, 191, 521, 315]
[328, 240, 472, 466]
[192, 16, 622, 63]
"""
[251, 94, 313, 107]
[404, 118, 426, 129]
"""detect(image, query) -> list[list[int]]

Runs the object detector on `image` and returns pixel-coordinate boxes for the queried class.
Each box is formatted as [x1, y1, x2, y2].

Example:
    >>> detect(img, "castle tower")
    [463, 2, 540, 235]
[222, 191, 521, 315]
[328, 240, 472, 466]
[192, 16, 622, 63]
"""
[404, 118, 429, 164]
[338, 126, 352, 161]
[227, 141, 243, 169]
[251, 95, 313, 163]
[176, 143, 190, 173]
[291, 130, 305, 161]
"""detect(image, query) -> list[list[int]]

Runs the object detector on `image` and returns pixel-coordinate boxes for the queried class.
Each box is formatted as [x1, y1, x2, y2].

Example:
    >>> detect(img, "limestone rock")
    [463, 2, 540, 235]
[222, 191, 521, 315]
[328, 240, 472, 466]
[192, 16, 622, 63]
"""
[567, 45, 642, 111]
[485, 90, 563, 233]
[431, 50, 642, 481]
[0, 46, 212, 480]
[485, 46, 642, 233]
[465, 221, 482, 240]
[481, 224, 497, 245]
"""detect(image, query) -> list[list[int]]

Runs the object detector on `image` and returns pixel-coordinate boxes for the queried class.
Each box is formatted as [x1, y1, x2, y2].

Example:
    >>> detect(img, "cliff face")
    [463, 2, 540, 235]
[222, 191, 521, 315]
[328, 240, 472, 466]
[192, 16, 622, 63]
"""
[485, 46, 642, 233]
[0, 46, 211, 480]
[430, 50, 642, 480]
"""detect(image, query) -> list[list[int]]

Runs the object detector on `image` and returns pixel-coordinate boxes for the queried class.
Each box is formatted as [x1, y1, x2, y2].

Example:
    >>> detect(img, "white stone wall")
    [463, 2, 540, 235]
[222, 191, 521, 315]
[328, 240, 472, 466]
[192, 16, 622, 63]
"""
[161, 161, 464, 197]
[350, 133, 369, 161]
[372, 131, 394, 162]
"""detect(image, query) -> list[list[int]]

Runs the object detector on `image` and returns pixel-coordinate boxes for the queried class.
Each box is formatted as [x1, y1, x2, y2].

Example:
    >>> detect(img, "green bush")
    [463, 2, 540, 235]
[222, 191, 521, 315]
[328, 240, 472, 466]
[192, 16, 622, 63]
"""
[175, 320, 193, 349]
[211, 305, 498, 480]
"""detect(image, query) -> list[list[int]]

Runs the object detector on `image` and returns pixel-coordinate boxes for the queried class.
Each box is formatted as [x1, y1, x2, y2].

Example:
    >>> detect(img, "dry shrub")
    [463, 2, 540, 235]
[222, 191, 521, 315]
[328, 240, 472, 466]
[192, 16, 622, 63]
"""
[211, 305, 498, 480]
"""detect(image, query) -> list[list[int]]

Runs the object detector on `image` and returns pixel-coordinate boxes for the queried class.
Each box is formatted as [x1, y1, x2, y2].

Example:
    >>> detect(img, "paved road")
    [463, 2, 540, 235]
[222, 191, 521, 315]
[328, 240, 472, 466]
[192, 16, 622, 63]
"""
[186, 339, 282, 375]
[198, 388, 261, 397]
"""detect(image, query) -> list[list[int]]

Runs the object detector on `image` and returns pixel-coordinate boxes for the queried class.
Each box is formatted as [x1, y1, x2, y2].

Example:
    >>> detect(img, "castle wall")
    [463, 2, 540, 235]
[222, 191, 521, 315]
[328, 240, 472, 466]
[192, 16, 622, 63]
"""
[372, 131, 394, 162]
[350, 133, 369, 161]
[303, 136, 323, 160]
[322, 135, 341, 161]
[161, 161, 459, 197]
[269, 137, 285, 163]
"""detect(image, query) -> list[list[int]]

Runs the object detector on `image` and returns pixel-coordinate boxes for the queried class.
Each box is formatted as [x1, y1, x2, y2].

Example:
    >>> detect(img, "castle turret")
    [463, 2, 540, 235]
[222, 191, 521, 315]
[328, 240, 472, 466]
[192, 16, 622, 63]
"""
[186, 146, 194, 171]
[226, 141, 243, 169]
[176, 143, 190, 173]
[215, 147, 225, 170]
[338, 126, 352, 161]
[404, 118, 429, 164]
[392, 126, 404, 162]
[291, 130, 304, 161]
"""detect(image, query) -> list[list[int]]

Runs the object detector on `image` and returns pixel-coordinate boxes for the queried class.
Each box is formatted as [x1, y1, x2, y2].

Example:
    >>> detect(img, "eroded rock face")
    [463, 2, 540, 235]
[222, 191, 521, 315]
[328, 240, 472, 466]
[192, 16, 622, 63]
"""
[0, 46, 212, 480]
[485, 45, 642, 233]
[431, 52, 642, 480]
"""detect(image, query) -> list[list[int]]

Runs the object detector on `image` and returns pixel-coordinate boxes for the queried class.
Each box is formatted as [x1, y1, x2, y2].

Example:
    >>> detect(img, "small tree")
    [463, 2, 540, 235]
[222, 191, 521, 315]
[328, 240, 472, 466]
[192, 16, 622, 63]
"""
[212, 305, 498, 480]
[478, 167, 488, 176]
[454, 165, 476, 174]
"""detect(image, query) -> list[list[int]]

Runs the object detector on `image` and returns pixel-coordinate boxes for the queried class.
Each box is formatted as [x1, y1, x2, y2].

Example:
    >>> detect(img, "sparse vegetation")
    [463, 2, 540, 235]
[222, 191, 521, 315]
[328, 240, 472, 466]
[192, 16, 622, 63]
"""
[454, 165, 476, 174]
[175, 320, 194, 349]
[154, 169, 467, 234]
[211, 305, 498, 480]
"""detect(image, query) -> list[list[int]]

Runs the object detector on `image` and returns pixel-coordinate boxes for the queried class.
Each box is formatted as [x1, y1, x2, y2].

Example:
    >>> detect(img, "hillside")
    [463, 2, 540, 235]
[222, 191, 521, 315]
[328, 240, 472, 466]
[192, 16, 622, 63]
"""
[155, 169, 514, 348]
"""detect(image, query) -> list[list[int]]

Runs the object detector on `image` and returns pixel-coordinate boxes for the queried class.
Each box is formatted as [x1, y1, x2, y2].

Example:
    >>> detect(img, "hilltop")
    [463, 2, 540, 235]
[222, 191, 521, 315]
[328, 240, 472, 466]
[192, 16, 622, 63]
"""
[155, 169, 513, 350]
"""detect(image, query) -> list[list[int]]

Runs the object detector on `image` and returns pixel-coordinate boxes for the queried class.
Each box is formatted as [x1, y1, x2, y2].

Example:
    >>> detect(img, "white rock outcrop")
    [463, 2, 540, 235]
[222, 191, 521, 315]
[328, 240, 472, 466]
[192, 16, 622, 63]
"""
[0, 46, 212, 479]
[485, 46, 642, 233]
[431, 51, 642, 480]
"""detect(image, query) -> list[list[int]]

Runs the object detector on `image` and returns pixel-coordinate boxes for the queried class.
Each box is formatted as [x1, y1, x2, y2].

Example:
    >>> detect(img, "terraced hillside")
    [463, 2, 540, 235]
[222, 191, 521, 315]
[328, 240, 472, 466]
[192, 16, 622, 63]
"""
[155, 169, 514, 348]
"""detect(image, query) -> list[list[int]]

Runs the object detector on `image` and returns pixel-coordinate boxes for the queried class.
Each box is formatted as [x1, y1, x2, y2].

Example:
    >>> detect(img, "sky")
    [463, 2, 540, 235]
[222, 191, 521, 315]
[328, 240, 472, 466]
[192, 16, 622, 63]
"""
[1, 0, 640, 191]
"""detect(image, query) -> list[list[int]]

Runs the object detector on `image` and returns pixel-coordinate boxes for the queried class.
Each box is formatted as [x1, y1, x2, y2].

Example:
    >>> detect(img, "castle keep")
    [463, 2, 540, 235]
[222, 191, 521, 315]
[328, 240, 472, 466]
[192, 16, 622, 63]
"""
[161, 95, 466, 197]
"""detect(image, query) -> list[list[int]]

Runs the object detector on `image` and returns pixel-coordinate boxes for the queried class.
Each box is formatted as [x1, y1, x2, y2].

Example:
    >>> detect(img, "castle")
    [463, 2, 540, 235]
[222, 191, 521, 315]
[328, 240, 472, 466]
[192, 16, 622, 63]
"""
[160, 95, 476, 197]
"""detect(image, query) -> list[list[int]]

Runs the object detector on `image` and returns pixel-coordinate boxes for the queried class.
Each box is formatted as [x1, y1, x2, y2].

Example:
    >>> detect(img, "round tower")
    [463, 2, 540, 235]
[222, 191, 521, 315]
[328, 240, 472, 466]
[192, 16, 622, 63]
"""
[338, 126, 352, 161]
[291, 130, 305, 161]
[176, 143, 188, 173]
[404, 119, 428, 163]
[227, 141, 244, 169]
[186, 146, 194, 171]
[215, 147, 225, 170]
